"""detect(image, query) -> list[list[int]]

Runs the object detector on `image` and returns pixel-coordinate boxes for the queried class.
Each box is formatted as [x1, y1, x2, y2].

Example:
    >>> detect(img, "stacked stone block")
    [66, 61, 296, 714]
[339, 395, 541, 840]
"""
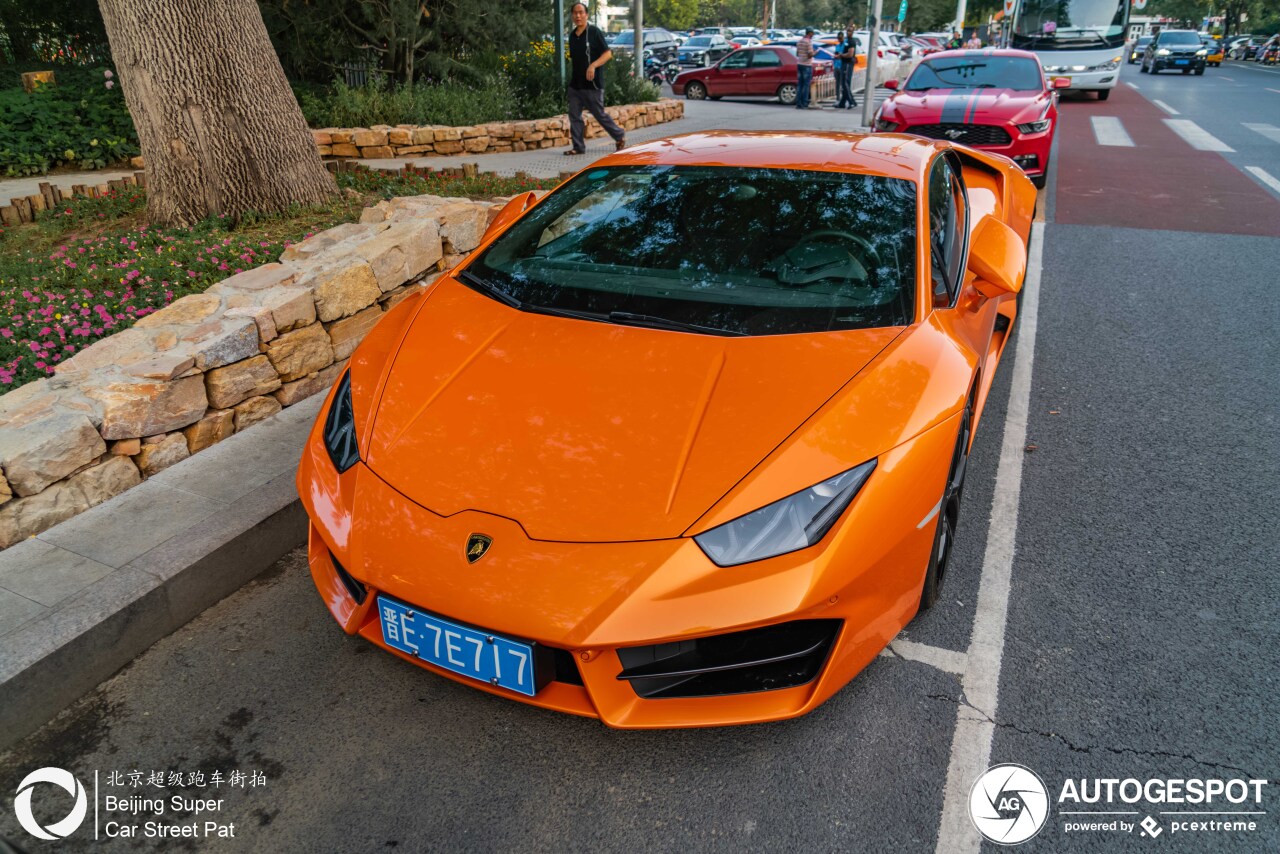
[0, 192, 542, 548]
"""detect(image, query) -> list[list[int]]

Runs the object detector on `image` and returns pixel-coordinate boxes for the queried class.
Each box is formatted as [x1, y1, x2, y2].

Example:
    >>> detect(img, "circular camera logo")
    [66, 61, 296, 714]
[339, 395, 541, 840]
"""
[969, 763, 1050, 845]
[13, 767, 87, 840]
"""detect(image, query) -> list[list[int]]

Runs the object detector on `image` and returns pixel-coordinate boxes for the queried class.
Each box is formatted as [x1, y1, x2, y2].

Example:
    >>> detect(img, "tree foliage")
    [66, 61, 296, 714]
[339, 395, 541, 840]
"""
[259, 0, 553, 85]
[0, 0, 110, 64]
[648, 0, 702, 30]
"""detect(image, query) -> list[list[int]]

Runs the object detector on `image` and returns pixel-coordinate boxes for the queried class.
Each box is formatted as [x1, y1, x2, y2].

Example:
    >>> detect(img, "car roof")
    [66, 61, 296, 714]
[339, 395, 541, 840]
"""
[602, 131, 937, 182]
[920, 47, 1042, 60]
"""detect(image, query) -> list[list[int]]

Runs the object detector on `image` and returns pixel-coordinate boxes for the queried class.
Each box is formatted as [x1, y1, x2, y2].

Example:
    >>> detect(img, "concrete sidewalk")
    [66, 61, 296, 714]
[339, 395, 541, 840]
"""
[0, 396, 320, 751]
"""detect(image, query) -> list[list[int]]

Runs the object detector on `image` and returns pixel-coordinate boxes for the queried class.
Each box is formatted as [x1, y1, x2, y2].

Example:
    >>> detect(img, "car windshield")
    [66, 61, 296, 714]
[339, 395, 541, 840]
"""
[468, 166, 918, 336]
[1136, 37, 1152, 45]
[1012, 0, 1127, 49]
[687, 36, 713, 46]
[907, 57, 1043, 90]
[1159, 32, 1202, 46]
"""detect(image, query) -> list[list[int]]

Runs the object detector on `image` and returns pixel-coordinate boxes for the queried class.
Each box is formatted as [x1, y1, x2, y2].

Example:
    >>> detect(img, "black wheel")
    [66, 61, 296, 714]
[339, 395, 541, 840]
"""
[685, 81, 707, 100]
[920, 406, 971, 611]
[777, 82, 797, 105]
[1031, 174, 1046, 189]
[1194, 67, 1204, 75]
[1097, 88, 1110, 100]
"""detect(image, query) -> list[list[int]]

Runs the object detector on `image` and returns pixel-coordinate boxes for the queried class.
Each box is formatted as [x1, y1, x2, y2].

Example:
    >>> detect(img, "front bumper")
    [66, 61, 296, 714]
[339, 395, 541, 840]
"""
[1041, 67, 1119, 91]
[886, 122, 1055, 178]
[297, 397, 956, 728]
[1149, 57, 1206, 71]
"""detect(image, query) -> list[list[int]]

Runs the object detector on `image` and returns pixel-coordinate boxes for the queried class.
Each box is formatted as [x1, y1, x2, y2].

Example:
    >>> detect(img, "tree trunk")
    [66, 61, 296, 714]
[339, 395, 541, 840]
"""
[97, 0, 336, 228]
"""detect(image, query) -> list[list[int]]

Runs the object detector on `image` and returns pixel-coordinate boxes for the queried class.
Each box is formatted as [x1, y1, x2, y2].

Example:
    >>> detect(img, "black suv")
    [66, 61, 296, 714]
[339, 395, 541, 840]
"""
[611, 29, 679, 61]
[1141, 30, 1207, 75]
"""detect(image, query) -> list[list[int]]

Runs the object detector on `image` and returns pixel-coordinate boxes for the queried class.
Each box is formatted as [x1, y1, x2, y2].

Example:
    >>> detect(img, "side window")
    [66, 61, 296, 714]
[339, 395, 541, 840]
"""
[928, 156, 969, 305]
[751, 49, 783, 67]
[721, 51, 750, 69]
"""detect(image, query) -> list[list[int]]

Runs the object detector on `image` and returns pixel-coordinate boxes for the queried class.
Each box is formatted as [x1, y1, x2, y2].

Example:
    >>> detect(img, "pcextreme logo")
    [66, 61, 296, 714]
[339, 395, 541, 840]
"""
[13, 767, 88, 840]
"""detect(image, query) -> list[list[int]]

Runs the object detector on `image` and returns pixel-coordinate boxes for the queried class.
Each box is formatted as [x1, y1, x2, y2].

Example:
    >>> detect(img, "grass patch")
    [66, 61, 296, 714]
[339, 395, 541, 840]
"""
[0, 168, 558, 392]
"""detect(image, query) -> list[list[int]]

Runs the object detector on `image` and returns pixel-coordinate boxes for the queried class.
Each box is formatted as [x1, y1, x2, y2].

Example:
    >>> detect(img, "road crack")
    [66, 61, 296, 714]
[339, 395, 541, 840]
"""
[924, 692, 1264, 779]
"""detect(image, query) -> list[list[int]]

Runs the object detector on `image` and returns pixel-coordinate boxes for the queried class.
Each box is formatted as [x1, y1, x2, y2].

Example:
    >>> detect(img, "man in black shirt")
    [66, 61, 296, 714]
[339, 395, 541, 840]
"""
[566, 1, 627, 155]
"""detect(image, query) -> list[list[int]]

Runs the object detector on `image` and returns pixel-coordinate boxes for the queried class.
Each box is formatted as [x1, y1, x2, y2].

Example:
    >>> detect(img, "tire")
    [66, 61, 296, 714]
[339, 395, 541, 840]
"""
[1097, 88, 1110, 100]
[777, 83, 797, 105]
[919, 406, 971, 611]
[685, 81, 707, 100]
[1194, 67, 1204, 75]
[1031, 174, 1046, 189]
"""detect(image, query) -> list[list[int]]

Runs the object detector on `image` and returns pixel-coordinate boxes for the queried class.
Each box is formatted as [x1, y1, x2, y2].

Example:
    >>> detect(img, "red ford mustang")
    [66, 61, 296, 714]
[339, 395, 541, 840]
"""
[873, 49, 1064, 187]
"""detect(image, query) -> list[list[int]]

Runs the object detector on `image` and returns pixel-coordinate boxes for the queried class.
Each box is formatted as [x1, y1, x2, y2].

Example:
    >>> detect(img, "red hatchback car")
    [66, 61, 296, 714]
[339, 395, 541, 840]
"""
[872, 49, 1065, 187]
[672, 46, 830, 105]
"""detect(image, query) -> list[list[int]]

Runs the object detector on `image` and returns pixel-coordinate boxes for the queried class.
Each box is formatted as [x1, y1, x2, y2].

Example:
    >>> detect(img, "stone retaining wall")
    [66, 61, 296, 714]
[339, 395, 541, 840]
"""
[313, 98, 684, 159]
[0, 193, 536, 548]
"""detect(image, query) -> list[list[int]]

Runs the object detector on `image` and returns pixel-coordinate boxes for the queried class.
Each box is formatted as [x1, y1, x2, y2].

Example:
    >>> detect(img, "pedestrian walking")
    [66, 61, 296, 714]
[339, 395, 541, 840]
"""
[835, 25, 859, 109]
[564, 2, 626, 155]
[796, 28, 815, 109]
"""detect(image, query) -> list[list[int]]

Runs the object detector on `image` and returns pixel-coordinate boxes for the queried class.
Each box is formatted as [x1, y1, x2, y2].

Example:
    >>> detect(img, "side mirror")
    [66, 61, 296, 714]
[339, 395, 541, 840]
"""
[967, 215, 1025, 299]
[885, 78, 899, 90]
[483, 191, 538, 241]
[1051, 76, 1071, 89]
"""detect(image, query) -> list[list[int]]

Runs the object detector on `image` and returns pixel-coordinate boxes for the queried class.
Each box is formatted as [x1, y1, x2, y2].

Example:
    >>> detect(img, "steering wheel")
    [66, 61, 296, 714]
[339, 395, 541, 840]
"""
[794, 229, 880, 266]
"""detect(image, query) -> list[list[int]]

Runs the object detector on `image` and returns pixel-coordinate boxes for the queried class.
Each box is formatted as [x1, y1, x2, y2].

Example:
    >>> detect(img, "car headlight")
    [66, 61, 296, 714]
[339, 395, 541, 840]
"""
[1091, 56, 1121, 70]
[694, 461, 876, 566]
[1156, 48, 1170, 56]
[1017, 119, 1052, 133]
[323, 371, 360, 473]
[1196, 49, 1207, 56]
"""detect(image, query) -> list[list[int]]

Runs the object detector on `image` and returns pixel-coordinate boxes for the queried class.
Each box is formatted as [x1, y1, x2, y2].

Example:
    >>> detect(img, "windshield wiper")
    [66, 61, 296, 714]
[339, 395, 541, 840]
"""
[458, 269, 522, 308]
[608, 311, 746, 337]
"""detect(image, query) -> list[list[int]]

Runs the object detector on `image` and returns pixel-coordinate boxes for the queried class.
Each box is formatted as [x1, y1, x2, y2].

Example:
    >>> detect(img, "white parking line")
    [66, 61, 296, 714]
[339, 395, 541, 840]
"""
[934, 225, 1044, 854]
[1163, 119, 1235, 152]
[1269, 88, 1280, 94]
[1091, 116, 1135, 147]
[880, 639, 968, 675]
[1152, 99, 1180, 115]
[1246, 166, 1280, 195]
[1244, 123, 1280, 144]
[1125, 81, 1140, 89]
[1218, 75, 1234, 81]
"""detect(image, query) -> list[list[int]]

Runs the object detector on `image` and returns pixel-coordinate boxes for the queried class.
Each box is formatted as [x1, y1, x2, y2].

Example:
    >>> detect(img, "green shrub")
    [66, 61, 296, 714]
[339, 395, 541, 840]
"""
[297, 74, 520, 128]
[0, 65, 138, 176]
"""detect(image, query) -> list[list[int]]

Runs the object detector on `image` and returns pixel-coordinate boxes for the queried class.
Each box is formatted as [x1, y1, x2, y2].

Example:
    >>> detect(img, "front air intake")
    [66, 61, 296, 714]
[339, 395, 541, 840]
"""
[616, 620, 841, 699]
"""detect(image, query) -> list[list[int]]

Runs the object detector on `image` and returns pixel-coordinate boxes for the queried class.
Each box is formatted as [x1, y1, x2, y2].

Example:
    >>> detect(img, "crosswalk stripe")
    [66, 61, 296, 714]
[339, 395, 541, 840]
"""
[1152, 99, 1180, 115]
[1163, 119, 1234, 152]
[1243, 123, 1280, 144]
[1246, 166, 1280, 194]
[1091, 116, 1134, 146]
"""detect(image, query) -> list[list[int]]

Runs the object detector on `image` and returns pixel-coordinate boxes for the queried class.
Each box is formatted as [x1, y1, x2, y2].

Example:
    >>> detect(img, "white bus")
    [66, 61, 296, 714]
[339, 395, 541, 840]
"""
[1010, 0, 1130, 100]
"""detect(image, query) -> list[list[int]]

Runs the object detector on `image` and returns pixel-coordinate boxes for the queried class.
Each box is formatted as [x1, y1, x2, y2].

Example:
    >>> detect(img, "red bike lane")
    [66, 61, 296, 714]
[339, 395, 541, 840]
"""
[1052, 84, 1280, 237]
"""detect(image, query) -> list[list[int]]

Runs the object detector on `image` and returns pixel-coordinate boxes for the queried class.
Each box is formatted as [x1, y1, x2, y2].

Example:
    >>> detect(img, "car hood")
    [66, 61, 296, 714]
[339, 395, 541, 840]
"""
[364, 277, 902, 542]
[886, 88, 1048, 125]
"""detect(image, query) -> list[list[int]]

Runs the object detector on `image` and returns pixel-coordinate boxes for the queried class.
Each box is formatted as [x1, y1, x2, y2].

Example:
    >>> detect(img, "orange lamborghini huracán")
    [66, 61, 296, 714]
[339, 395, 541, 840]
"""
[298, 131, 1034, 728]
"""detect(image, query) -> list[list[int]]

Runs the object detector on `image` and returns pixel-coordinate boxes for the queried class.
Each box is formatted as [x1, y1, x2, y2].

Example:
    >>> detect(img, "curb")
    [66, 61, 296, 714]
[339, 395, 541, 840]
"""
[0, 396, 321, 752]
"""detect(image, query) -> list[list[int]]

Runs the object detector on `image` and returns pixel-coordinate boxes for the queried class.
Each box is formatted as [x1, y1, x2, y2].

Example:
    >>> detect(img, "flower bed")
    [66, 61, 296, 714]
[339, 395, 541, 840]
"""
[0, 167, 558, 393]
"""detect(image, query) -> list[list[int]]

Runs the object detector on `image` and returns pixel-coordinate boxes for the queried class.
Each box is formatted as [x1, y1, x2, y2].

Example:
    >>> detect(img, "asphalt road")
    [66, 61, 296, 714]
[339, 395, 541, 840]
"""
[2, 69, 1278, 853]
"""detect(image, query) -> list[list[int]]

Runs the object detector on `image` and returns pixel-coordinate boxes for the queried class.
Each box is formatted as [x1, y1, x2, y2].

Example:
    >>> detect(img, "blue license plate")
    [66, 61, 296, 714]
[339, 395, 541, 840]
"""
[1175, 59, 1189, 65]
[378, 597, 545, 696]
